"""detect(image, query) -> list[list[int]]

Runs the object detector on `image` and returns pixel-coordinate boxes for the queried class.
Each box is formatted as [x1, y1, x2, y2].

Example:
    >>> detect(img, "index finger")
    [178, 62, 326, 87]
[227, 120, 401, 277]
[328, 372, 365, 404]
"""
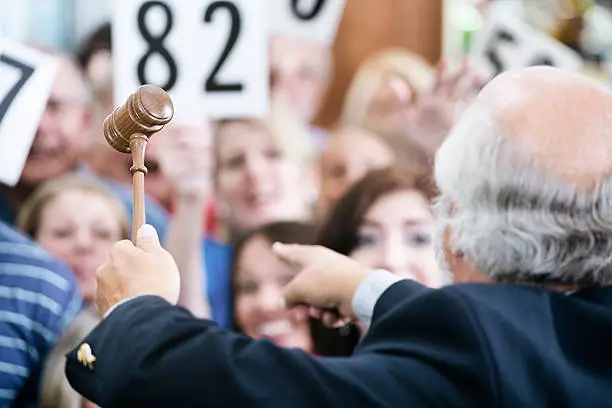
[272, 242, 317, 268]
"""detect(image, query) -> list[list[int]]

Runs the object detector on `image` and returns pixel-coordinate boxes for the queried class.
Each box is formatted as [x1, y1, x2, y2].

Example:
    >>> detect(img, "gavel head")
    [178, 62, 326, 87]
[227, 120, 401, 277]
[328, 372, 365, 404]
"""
[103, 85, 174, 153]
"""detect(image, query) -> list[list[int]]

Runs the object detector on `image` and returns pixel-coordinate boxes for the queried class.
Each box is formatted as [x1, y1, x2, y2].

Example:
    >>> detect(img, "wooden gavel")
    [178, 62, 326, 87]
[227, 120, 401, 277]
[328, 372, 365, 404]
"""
[103, 85, 174, 242]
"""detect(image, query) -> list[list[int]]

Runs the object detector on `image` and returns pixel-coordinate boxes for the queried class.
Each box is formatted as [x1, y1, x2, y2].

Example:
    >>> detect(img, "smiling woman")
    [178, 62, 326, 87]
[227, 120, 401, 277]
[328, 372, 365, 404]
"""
[17, 174, 129, 303]
[231, 221, 359, 356]
[317, 166, 447, 287]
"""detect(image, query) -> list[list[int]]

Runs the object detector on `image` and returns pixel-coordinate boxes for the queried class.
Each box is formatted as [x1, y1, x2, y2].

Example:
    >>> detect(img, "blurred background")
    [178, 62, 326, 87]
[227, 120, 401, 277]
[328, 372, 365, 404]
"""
[3, 0, 612, 125]
[3, 1, 612, 406]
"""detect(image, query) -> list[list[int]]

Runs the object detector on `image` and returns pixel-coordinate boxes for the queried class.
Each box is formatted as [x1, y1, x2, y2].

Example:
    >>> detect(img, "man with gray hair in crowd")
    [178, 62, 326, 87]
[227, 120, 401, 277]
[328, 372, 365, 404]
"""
[66, 66, 612, 407]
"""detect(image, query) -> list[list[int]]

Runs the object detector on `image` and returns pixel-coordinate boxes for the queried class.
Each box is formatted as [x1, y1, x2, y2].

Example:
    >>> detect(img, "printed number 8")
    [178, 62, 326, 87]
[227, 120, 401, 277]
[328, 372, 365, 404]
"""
[137, 1, 178, 91]
[136, 1, 243, 93]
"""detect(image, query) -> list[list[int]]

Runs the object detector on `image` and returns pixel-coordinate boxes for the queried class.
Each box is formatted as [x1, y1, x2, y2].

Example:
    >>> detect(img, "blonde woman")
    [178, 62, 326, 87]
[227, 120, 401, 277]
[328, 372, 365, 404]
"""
[18, 173, 212, 321]
[213, 103, 318, 237]
[169, 104, 318, 330]
[340, 47, 480, 158]
[17, 175, 129, 304]
[40, 308, 100, 408]
[341, 47, 436, 132]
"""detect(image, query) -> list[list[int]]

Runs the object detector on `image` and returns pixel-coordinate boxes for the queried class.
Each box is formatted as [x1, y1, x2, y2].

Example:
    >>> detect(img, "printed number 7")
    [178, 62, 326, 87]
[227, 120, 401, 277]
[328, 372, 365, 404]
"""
[0, 55, 35, 125]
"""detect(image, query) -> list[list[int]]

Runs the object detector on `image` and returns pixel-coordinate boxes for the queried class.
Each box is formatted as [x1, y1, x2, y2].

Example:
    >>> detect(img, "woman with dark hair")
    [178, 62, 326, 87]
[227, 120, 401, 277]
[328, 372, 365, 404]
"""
[231, 221, 358, 356]
[317, 166, 447, 287]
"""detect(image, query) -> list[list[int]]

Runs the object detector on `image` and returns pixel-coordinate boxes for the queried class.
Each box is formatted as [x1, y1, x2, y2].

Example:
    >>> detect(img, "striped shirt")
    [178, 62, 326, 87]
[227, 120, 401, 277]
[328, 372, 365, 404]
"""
[0, 222, 82, 407]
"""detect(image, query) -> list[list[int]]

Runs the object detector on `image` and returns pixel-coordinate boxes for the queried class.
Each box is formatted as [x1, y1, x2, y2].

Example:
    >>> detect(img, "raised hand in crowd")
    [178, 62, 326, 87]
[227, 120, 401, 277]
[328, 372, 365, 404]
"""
[156, 121, 214, 199]
[403, 59, 482, 157]
[156, 121, 213, 318]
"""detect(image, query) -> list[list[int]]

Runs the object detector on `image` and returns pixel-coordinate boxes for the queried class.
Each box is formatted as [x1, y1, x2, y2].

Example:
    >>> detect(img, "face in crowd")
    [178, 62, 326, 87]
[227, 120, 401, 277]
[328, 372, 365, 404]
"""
[269, 34, 332, 124]
[18, 177, 127, 303]
[215, 113, 315, 233]
[233, 224, 316, 351]
[318, 126, 395, 216]
[319, 167, 447, 288]
[350, 188, 441, 285]
[21, 57, 92, 184]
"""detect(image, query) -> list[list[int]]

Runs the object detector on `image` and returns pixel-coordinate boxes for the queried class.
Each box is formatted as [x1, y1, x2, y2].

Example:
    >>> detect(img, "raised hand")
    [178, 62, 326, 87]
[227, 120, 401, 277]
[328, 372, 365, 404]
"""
[156, 120, 214, 200]
[404, 58, 482, 156]
[156, 120, 214, 319]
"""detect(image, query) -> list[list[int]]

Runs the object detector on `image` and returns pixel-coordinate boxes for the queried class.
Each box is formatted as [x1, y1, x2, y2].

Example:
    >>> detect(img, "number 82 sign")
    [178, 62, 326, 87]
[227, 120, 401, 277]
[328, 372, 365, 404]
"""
[112, 0, 268, 120]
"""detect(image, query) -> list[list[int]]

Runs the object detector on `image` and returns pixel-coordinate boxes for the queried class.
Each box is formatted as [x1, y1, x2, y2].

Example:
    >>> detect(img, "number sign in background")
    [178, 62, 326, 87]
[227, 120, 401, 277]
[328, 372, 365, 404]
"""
[112, 0, 268, 120]
[470, 6, 583, 82]
[0, 40, 58, 186]
[268, 0, 346, 45]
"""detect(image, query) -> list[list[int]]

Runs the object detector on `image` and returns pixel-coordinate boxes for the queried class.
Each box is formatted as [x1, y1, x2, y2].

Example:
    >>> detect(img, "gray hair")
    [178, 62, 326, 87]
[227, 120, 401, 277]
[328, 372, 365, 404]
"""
[433, 102, 612, 286]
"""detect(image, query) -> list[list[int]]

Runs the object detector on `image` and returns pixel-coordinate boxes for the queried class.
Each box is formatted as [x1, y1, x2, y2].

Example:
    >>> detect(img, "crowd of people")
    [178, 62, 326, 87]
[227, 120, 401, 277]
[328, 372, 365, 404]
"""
[2, 1, 612, 407]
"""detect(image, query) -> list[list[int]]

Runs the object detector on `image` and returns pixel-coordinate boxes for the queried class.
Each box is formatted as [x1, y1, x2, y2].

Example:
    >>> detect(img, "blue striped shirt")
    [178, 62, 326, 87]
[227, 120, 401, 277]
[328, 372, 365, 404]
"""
[0, 222, 82, 407]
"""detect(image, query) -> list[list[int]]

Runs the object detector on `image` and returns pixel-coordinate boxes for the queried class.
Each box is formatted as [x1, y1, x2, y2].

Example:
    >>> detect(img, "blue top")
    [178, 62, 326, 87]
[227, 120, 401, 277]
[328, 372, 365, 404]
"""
[99, 176, 169, 240]
[202, 238, 232, 329]
[0, 222, 82, 406]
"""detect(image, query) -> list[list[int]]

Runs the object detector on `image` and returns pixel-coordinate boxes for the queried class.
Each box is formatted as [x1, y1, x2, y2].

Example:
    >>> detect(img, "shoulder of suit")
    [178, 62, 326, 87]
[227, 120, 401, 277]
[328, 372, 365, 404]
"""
[435, 282, 551, 311]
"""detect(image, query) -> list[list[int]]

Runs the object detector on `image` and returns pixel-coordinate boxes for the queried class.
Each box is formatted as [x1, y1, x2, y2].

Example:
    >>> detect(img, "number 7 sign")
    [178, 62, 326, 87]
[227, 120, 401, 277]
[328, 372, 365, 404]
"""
[0, 40, 58, 186]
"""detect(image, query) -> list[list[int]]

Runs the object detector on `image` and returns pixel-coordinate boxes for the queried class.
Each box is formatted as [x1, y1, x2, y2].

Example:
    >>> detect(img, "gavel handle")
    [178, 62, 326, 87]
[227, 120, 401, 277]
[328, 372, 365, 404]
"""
[129, 134, 149, 244]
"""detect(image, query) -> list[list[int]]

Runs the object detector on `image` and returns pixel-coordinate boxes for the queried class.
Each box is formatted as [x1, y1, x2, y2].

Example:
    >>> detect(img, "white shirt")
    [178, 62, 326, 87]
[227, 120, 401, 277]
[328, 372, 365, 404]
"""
[105, 269, 402, 329]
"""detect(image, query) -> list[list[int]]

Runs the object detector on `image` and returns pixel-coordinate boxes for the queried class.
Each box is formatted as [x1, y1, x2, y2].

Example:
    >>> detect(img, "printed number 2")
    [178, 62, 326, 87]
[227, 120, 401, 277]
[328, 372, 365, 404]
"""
[291, 0, 326, 20]
[0, 55, 35, 125]
[204, 1, 243, 92]
[136, 0, 243, 93]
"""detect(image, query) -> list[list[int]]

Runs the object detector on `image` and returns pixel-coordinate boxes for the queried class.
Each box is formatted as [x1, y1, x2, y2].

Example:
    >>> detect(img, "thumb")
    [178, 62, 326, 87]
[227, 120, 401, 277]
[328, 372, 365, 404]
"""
[272, 242, 315, 267]
[136, 224, 161, 253]
[283, 272, 309, 309]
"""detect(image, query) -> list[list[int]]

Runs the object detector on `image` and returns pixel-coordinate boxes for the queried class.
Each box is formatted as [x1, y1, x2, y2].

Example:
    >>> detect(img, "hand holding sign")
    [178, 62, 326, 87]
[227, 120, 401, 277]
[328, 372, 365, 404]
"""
[112, 0, 268, 120]
[0, 40, 58, 186]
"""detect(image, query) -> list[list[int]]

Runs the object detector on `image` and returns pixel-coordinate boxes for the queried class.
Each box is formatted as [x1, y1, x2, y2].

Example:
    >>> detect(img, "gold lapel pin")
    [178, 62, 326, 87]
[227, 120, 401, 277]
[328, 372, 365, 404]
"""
[77, 343, 96, 370]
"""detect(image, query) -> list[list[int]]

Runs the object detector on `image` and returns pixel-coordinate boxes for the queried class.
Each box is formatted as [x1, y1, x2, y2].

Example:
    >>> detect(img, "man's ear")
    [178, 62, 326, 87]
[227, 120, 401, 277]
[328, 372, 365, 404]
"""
[443, 201, 489, 284]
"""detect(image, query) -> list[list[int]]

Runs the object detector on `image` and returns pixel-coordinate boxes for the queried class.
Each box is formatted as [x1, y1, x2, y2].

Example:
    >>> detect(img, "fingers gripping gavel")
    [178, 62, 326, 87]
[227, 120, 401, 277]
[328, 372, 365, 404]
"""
[103, 85, 174, 242]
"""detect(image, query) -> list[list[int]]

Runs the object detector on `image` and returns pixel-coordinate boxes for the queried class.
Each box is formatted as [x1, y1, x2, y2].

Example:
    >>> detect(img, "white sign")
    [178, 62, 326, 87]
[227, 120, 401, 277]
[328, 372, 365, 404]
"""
[470, 6, 583, 82]
[0, 40, 58, 186]
[268, 0, 346, 45]
[112, 0, 268, 120]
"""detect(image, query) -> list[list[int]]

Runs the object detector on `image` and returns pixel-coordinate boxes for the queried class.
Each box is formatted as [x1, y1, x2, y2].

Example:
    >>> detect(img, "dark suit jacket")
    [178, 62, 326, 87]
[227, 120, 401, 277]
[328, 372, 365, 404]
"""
[65, 281, 612, 407]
